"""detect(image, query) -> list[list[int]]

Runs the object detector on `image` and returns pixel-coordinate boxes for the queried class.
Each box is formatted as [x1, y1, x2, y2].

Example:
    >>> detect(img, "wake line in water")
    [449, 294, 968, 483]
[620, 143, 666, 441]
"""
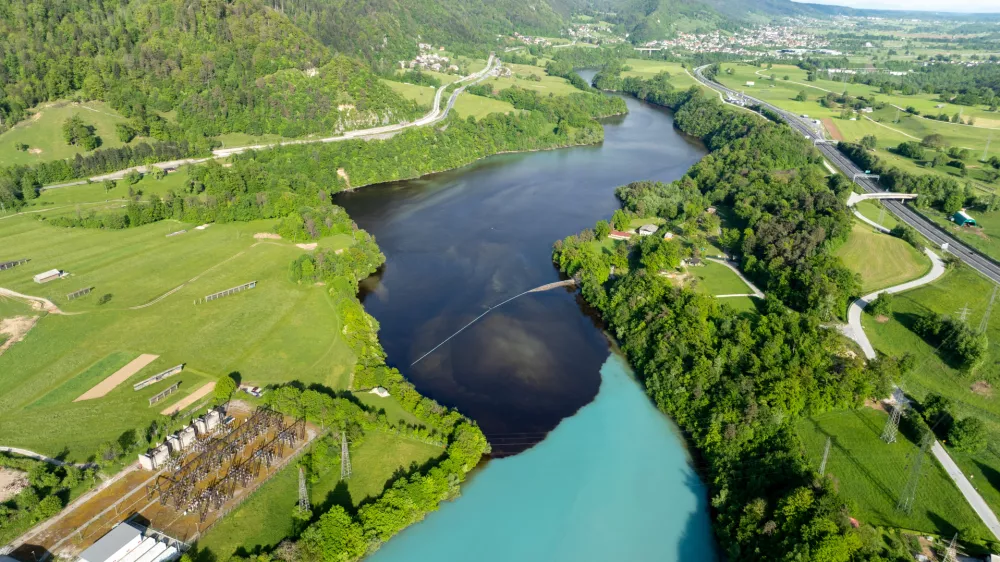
[409, 279, 576, 367]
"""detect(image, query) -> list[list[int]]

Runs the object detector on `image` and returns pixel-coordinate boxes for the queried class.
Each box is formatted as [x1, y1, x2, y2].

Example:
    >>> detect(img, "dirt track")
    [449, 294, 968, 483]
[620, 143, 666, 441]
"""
[74, 354, 159, 401]
[161, 382, 215, 415]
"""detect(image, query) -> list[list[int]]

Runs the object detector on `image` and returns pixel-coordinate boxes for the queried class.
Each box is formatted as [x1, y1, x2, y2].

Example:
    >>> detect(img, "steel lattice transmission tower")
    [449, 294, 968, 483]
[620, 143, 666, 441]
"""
[979, 285, 998, 334]
[942, 533, 959, 562]
[340, 427, 352, 480]
[819, 437, 832, 476]
[897, 433, 932, 514]
[298, 466, 310, 512]
[881, 389, 907, 444]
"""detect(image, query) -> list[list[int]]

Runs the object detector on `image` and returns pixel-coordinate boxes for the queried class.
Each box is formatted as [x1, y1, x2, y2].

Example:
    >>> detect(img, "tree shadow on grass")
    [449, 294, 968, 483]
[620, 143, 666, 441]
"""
[973, 459, 1000, 498]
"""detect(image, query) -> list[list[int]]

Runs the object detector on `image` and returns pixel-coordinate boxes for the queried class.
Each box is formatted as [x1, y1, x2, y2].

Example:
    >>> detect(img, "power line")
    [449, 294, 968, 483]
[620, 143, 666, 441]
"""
[819, 436, 831, 476]
[340, 428, 352, 480]
[979, 285, 998, 334]
[881, 389, 906, 444]
[298, 466, 310, 512]
[897, 432, 932, 514]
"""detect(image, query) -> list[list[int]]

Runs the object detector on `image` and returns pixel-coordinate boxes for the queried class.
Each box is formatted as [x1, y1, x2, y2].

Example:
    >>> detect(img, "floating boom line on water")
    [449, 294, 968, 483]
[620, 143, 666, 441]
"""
[409, 279, 575, 367]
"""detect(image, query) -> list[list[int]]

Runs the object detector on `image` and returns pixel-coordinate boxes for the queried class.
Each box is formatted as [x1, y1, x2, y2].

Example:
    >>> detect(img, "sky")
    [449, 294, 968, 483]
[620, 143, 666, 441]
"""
[792, 0, 1000, 12]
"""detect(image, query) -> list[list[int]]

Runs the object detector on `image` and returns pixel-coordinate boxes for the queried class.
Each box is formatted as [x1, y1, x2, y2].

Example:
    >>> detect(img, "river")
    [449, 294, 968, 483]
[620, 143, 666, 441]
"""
[337, 89, 716, 559]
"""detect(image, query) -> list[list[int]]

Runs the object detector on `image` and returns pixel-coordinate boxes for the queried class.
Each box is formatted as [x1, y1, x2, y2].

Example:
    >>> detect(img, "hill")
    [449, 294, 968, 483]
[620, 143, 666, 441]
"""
[0, 0, 419, 138]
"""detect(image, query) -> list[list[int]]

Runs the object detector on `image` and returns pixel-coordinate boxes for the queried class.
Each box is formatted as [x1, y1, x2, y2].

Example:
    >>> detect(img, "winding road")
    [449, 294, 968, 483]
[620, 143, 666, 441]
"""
[42, 55, 499, 190]
[693, 65, 1000, 286]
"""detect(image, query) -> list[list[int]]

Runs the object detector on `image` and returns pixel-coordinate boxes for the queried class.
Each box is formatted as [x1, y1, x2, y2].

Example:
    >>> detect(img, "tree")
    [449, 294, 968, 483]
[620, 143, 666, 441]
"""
[214, 373, 238, 402]
[116, 123, 137, 143]
[921, 134, 949, 149]
[867, 292, 893, 317]
[124, 170, 141, 185]
[594, 219, 610, 239]
[943, 190, 964, 215]
[611, 209, 630, 232]
[922, 393, 952, 425]
[103, 180, 116, 193]
[795, 90, 807, 102]
[948, 417, 987, 453]
[718, 228, 740, 254]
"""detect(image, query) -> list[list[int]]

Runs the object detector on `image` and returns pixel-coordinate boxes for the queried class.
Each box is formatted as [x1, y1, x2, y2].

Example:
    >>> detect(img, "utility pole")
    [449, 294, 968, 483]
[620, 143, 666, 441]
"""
[340, 428, 352, 480]
[895, 107, 901, 123]
[819, 437, 832, 476]
[980, 285, 998, 334]
[897, 433, 932, 514]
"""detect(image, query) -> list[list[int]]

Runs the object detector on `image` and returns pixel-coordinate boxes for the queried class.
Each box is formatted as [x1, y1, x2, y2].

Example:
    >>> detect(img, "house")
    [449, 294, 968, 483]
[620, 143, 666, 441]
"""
[745, 81, 755, 86]
[663, 232, 674, 240]
[78, 523, 144, 562]
[954, 210, 977, 227]
[706, 207, 716, 214]
[638, 224, 659, 236]
[369, 387, 390, 398]
[33, 269, 63, 283]
[682, 258, 703, 267]
[608, 230, 632, 240]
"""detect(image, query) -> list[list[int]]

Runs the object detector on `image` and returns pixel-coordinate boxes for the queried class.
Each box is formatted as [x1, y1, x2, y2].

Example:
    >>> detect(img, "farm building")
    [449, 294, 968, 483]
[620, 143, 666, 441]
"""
[33, 269, 63, 283]
[608, 230, 632, 240]
[663, 232, 674, 240]
[638, 224, 659, 236]
[954, 210, 977, 227]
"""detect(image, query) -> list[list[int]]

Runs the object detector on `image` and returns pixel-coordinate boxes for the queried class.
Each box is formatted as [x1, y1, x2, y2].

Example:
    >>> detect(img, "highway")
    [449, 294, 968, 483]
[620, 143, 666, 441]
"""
[693, 65, 1000, 285]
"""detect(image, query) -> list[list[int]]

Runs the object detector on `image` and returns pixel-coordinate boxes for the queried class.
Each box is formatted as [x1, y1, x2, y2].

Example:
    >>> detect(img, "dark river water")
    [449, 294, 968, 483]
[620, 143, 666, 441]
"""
[337, 87, 706, 451]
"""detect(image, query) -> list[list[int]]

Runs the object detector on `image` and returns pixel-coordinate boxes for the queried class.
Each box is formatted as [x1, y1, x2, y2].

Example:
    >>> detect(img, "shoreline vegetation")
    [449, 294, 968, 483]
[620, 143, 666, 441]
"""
[551, 64, 977, 560]
[2, 77, 626, 561]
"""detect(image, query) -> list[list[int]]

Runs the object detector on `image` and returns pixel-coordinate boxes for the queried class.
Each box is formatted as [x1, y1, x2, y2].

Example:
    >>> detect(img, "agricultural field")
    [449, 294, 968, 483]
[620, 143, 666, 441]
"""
[0, 101, 133, 167]
[797, 408, 990, 537]
[485, 62, 580, 97]
[621, 59, 701, 90]
[452, 94, 518, 119]
[834, 221, 930, 292]
[196, 431, 443, 560]
[382, 80, 437, 108]
[0, 186, 363, 460]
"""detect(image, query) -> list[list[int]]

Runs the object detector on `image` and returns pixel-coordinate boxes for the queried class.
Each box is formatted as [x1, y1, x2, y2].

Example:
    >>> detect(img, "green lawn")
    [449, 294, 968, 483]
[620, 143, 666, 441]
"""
[0, 187, 360, 460]
[834, 221, 930, 293]
[485, 62, 580, 97]
[0, 101, 133, 167]
[621, 59, 701, 90]
[452, 94, 518, 119]
[196, 431, 444, 560]
[690, 261, 754, 296]
[382, 80, 437, 108]
[797, 409, 989, 537]
[352, 392, 423, 427]
[854, 199, 899, 230]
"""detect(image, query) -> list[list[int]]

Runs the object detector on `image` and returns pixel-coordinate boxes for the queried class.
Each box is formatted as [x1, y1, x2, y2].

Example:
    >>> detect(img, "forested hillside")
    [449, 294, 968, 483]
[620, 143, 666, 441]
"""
[0, 0, 418, 137]
[270, 0, 565, 65]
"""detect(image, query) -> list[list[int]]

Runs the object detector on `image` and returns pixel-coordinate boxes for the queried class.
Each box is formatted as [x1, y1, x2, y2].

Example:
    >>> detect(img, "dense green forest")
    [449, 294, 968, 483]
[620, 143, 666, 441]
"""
[0, 0, 417, 137]
[35, 88, 624, 223]
[552, 74, 919, 562]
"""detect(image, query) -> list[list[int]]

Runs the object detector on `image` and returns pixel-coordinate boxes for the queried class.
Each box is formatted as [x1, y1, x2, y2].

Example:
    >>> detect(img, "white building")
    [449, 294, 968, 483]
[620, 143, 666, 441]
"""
[77, 523, 143, 562]
[33, 269, 63, 283]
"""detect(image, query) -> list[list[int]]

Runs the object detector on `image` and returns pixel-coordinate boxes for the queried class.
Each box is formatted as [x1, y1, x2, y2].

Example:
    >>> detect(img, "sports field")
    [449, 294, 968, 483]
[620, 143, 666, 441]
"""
[835, 221, 930, 292]
[797, 408, 989, 537]
[0, 185, 362, 460]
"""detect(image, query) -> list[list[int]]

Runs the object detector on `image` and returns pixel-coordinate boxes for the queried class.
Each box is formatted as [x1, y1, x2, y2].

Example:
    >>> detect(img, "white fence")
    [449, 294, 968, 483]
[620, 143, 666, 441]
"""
[134, 364, 185, 391]
[198, 281, 257, 304]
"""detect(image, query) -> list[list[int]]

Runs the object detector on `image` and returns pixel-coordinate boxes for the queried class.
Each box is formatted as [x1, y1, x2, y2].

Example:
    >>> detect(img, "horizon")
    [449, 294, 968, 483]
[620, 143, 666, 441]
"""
[792, 0, 1000, 14]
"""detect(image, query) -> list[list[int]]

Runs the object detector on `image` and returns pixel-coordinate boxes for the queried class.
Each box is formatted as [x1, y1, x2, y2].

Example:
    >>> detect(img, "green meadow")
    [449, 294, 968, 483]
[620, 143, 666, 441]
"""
[0, 101, 132, 167]
[0, 186, 362, 460]
[835, 221, 930, 293]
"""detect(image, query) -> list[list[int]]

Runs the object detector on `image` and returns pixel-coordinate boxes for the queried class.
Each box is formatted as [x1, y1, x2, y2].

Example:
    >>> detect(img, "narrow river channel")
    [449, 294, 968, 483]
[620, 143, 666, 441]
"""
[337, 87, 717, 559]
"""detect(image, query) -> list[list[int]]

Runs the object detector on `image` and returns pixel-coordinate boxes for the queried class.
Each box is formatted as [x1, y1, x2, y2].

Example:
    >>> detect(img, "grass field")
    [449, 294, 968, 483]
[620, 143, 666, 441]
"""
[196, 431, 444, 559]
[451, 94, 518, 119]
[621, 59, 701, 90]
[382, 80, 437, 108]
[863, 265, 1000, 516]
[798, 408, 989, 537]
[485, 62, 580, 97]
[0, 101, 133, 167]
[854, 199, 900, 230]
[0, 187, 361, 460]
[690, 261, 754, 296]
[835, 221, 930, 292]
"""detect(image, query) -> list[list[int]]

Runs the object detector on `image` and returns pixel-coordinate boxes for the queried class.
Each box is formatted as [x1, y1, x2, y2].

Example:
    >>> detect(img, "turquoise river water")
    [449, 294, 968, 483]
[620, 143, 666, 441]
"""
[369, 353, 717, 561]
